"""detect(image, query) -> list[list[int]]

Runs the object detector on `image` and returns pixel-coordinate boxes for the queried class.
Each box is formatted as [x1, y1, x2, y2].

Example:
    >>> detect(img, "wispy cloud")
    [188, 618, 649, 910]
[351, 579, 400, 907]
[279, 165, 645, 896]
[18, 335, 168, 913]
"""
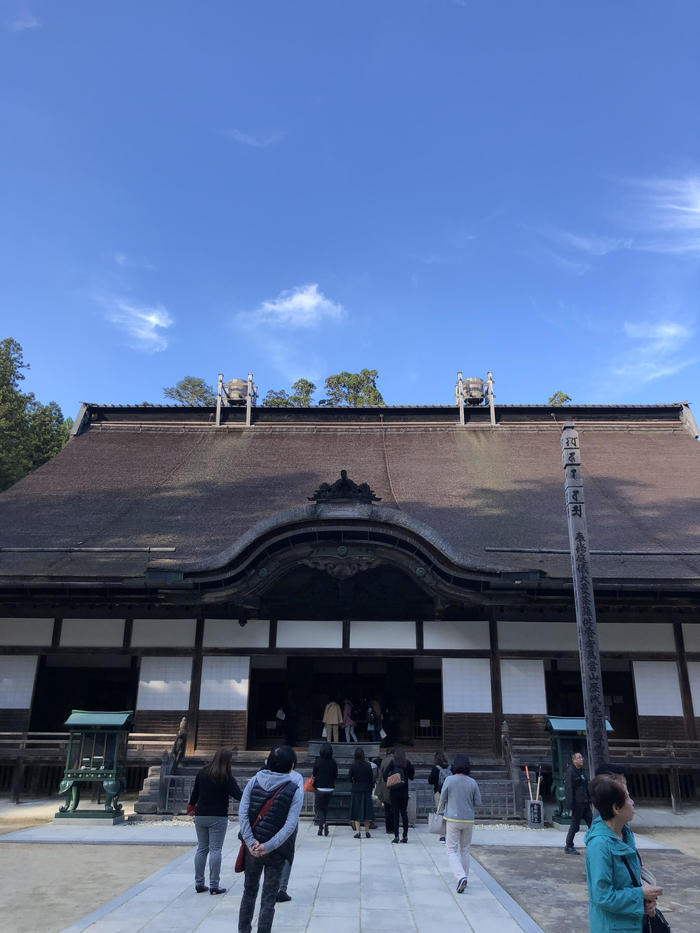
[113, 251, 155, 271]
[224, 128, 286, 148]
[553, 230, 632, 256]
[634, 175, 700, 254]
[9, 6, 39, 30]
[238, 283, 344, 329]
[98, 295, 174, 352]
[612, 320, 695, 384]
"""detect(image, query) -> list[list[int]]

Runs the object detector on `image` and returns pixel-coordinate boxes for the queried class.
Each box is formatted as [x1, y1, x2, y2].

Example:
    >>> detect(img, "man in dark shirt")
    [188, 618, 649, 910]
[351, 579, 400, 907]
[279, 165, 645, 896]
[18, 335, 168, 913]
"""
[564, 751, 592, 854]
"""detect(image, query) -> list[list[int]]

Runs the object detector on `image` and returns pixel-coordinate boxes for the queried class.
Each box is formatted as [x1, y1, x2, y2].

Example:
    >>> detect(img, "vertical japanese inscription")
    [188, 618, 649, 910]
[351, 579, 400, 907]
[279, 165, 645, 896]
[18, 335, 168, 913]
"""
[561, 422, 609, 775]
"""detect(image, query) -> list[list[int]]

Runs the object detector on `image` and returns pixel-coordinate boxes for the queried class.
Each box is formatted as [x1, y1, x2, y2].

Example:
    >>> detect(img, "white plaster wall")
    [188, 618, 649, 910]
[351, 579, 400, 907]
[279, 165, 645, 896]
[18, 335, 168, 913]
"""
[131, 619, 197, 648]
[500, 659, 547, 714]
[0, 618, 54, 646]
[683, 625, 700, 653]
[199, 656, 250, 710]
[423, 621, 489, 650]
[136, 657, 192, 710]
[598, 623, 674, 652]
[0, 655, 38, 708]
[688, 662, 700, 718]
[349, 621, 416, 650]
[61, 619, 125, 647]
[442, 658, 492, 713]
[277, 620, 343, 649]
[633, 661, 683, 717]
[498, 621, 577, 652]
[203, 619, 269, 649]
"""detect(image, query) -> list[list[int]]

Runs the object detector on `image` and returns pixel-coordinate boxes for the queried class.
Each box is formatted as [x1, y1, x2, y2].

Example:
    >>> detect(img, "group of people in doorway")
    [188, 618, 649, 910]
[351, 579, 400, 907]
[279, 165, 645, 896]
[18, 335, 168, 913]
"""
[563, 750, 667, 932]
[321, 696, 388, 744]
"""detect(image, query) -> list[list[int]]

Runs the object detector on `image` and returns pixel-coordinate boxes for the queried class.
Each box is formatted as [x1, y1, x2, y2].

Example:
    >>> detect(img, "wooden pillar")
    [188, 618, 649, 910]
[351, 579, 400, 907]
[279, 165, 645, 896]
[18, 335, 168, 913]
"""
[674, 622, 697, 741]
[561, 423, 609, 776]
[185, 619, 204, 756]
[489, 614, 503, 756]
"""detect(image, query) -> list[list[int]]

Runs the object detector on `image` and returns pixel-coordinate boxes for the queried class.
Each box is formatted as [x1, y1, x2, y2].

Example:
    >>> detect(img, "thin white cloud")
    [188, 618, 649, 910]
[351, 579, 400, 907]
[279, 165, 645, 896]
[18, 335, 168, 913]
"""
[10, 7, 39, 30]
[612, 320, 695, 384]
[555, 231, 632, 256]
[113, 251, 155, 271]
[238, 283, 344, 329]
[224, 128, 286, 148]
[629, 175, 700, 255]
[100, 296, 174, 352]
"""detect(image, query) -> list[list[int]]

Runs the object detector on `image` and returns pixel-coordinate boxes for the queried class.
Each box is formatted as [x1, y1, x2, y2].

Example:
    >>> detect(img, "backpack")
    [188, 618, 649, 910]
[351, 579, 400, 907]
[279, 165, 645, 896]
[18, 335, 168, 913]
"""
[437, 765, 451, 792]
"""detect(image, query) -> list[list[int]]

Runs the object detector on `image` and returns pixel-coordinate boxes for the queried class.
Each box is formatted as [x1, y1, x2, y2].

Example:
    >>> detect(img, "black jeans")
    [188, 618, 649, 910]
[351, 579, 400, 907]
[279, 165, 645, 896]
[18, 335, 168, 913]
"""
[238, 849, 284, 933]
[315, 790, 333, 826]
[566, 802, 593, 848]
[390, 786, 408, 838]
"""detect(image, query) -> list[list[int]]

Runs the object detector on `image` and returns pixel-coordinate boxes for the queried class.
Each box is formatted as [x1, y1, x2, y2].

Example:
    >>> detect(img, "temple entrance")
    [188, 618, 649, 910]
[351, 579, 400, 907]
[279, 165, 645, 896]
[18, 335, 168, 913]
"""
[30, 654, 138, 732]
[246, 656, 443, 749]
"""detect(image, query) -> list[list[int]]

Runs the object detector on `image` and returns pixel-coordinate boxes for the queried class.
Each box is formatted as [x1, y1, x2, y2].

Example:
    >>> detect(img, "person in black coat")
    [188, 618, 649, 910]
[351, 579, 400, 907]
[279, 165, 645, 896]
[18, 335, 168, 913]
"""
[312, 741, 338, 836]
[384, 747, 415, 843]
[564, 751, 593, 854]
[187, 748, 242, 894]
[348, 746, 374, 838]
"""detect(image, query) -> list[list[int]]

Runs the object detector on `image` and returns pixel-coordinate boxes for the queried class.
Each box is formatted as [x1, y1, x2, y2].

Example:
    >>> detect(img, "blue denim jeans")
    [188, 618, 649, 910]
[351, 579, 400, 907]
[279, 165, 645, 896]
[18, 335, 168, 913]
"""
[194, 815, 229, 888]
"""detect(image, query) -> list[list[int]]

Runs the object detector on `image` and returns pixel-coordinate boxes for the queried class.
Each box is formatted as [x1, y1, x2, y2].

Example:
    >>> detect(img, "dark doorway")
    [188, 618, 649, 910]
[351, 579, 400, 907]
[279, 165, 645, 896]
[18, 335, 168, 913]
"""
[30, 655, 138, 731]
[247, 656, 427, 748]
[545, 660, 638, 739]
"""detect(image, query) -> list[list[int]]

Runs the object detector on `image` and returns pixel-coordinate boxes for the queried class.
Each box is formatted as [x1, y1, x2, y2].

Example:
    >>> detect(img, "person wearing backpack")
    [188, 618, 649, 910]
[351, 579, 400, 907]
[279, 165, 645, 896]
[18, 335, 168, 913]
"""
[384, 747, 415, 843]
[428, 751, 451, 843]
[437, 754, 481, 894]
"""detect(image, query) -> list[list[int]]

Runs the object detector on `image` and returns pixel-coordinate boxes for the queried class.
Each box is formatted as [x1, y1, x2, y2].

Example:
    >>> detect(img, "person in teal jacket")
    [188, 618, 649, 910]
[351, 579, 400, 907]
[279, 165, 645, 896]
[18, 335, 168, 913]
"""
[585, 776, 662, 932]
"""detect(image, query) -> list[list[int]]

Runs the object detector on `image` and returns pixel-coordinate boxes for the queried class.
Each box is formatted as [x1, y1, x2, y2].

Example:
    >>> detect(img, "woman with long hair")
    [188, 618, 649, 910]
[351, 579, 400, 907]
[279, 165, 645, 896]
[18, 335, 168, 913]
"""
[437, 754, 481, 893]
[384, 747, 415, 843]
[312, 741, 338, 836]
[585, 776, 663, 932]
[188, 747, 242, 895]
[348, 745, 374, 838]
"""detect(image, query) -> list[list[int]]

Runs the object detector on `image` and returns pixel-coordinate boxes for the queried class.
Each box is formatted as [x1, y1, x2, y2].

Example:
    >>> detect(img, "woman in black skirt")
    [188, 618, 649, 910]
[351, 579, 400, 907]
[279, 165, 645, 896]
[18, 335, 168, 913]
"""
[348, 746, 374, 838]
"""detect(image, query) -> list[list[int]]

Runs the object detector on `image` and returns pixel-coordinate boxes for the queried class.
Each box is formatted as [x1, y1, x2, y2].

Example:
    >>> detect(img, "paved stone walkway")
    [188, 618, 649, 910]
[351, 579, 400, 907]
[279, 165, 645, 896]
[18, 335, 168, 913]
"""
[0, 812, 683, 933]
[50, 823, 552, 933]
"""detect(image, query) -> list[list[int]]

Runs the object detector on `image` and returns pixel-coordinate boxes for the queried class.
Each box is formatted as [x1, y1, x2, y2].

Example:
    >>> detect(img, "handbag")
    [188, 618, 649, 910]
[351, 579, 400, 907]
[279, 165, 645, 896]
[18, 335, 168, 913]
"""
[386, 770, 404, 788]
[235, 781, 291, 873]
[303, 775, 315, 792]
[428, 811, 445, 835]
[622, 856, 671, 933]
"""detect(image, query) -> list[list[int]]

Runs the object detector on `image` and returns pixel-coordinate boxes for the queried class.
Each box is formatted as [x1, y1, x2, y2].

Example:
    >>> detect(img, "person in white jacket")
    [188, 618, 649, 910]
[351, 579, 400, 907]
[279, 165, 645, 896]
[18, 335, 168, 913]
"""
[437, 754, 481, 894]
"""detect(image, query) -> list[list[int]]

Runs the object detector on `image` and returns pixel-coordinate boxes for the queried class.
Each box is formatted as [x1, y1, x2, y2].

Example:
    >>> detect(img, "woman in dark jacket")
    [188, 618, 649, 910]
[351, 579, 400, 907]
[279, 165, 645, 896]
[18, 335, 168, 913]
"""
[348, 746, 374, 838]
[312, 742, 338, 836]
[384, 747, 415, 843]
[188, 747, 242, 894]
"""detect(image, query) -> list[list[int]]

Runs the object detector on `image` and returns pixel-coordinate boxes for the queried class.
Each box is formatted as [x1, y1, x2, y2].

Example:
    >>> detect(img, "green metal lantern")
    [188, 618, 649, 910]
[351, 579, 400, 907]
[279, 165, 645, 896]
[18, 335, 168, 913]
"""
[56, 710, 133, 821]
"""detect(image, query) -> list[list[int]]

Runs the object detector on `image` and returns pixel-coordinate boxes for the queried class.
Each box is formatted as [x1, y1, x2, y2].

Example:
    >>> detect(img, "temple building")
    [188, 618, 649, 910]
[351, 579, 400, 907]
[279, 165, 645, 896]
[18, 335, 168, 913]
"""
[1, 383, 699, 790]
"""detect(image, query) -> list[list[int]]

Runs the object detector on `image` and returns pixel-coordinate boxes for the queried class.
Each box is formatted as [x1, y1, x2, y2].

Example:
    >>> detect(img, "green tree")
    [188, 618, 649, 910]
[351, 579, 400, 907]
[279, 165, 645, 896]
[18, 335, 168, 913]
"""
[163, 376, 216, 405]
[321, 369, 384, 407]
[0, 338, 71, 492]
[548, 391, 572, 406]
[262, 378, 316, 407]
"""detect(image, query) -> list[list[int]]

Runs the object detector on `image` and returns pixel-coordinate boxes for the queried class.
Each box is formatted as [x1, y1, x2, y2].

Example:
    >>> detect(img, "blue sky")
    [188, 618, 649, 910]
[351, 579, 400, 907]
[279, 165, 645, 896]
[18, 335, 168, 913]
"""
[2, 1, 700, 418]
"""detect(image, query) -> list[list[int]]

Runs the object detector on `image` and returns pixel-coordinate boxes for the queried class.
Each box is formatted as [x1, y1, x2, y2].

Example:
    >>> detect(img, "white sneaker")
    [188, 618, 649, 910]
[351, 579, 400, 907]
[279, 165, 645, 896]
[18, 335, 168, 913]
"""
[457, 877, 468, 894]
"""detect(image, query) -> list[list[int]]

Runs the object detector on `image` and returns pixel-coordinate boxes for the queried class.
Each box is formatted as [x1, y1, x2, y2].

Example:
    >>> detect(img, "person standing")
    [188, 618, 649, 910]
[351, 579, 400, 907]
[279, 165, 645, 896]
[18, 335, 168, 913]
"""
[384, 747, 415, 843]
[342, 698, 358, 743]
[348, 746, 374, 838]
[428, 751, 451, 843]
[275, 749, 304, 905]
[188, 748, 242, 895]
[312, 741, 338, 836]
[238, 746, 303, 933]
[564, 751, 593, 854]
[437, 754, 481, 894]
[585, 776, 662, 932]
[322, 698, 342, 744]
